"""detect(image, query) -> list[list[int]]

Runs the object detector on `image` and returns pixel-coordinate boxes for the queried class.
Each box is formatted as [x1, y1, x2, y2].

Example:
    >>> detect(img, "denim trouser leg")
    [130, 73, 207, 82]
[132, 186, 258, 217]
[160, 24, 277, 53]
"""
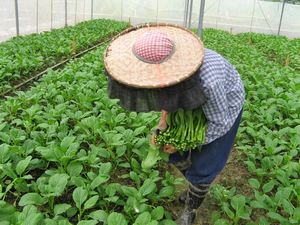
[169, 109, 243, 185]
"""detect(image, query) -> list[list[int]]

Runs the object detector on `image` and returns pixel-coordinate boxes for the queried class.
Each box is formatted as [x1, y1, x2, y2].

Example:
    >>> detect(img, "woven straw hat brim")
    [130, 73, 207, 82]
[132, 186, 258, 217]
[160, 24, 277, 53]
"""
[104, 23, 204, 89]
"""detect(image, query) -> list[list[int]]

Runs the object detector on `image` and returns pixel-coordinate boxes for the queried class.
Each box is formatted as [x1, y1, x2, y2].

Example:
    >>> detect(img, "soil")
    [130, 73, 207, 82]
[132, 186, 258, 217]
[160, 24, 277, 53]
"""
[167, 147, 254, 225]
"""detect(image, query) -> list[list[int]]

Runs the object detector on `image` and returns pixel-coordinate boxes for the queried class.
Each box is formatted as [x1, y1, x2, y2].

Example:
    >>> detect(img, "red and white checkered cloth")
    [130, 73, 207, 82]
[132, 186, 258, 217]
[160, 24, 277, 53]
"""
[133, 30, 174, 64]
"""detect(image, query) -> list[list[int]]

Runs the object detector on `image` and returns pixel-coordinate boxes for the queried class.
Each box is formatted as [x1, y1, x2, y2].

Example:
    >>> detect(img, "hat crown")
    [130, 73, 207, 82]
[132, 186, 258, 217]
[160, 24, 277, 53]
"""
[133, 30, 174, 64]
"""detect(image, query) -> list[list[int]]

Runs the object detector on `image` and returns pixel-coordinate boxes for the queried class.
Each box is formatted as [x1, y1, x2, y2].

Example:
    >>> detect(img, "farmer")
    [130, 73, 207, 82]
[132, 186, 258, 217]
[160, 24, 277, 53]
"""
[104, 23, 245, 225]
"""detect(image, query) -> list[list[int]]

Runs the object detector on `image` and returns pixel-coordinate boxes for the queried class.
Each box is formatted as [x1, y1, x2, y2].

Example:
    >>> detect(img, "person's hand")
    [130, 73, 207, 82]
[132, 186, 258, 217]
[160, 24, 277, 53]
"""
[163, 144, 177, 154]
[151, 110, 168, 145]
[151, 129, 159, 145]
[157, 110, 168, 130]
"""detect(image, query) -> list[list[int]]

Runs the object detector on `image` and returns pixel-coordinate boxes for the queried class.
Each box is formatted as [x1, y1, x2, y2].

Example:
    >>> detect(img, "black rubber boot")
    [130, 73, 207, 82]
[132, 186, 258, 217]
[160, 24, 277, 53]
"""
[178, 183, 209, 204]
[178, 189, 188, 203]
[176, 183, 210, 225]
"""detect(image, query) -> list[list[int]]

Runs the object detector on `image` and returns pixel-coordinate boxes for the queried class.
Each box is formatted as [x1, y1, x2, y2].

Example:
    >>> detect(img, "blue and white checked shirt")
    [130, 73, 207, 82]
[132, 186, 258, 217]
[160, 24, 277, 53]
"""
[198, 49, 245, 144]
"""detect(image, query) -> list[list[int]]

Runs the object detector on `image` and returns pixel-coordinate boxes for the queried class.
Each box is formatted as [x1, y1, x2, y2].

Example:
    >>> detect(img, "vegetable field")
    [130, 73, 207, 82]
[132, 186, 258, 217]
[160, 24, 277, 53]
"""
[0, 19, 129, 94]
[201, 29, 300, 225]
[0, 19, 299, 225]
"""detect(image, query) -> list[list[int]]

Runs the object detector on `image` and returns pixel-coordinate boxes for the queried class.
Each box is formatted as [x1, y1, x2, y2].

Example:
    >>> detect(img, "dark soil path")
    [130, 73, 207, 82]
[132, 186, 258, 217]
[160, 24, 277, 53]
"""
[166, 148, 252, 224]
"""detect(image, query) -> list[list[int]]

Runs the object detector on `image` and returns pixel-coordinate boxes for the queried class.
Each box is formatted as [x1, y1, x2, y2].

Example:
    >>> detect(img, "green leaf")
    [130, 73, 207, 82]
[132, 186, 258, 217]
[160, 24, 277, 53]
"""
[116, 146, 127, 157]
[250, 200, 267, 209]
[133, 126, 146, 136]
[119, 162, 131, 168]
[83, 196, 99, 210]
[16, 156, 32, 175]
[248, 178, 260, 189]
[267, 211, 287, 223]
[262, 180, 277, 193]
[90, 175, 109, 190]
[61, 136, 76, 150]
[281, 199, 294, 215]
[147, 222, 158, 225]
[115, 113, 126, 123]
[88, 210, 108, 222]
[67, 161, 83, 177]
[130, 171, 140, 184]
[22, 139, 37, 154]
[99, 162, 112, 175]
[105, 183, 120, 197]
[214, 219, 231, 225]
[71, 176, 86, 187]
[238, 209, 251, 220]
[72, 187, 88, 209]
[44, 218, 57, 225]
[49, 173, 69, 196]
[19, 193, 45, 206]
[131, 158, 140, 171]
[292, 207, 300, 221]
[77, 220, 98, 225]
[2, 163, 17, 179]
[50, 218, 72, 225]
[159, 186, 174, 198]
[222, 202, 234, 219]
[151, 206, 164, 220]
[0, 201, 16, 221]
[18, 205, 44, 225]
[160, 219, 177, 225]
[141, 147, 160, 171]
[35, 146, 58, 162]
[231, 194, 246, 211]
[258, 217, 270, 225]
[66, 207, 78, 218]
[95, 146, 110, 158]
[0, 144, 10, 163]
[122, 186, 138, 197]
[107, 212, 127, 225]
[54, 203, 71, 215]
[139, 179, 156, 196]
[134, 211, 151, 224]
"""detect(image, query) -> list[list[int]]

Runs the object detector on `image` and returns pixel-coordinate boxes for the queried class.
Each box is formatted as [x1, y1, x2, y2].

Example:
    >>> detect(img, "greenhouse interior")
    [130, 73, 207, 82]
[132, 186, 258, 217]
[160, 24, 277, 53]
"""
[0, 0, 299, 225]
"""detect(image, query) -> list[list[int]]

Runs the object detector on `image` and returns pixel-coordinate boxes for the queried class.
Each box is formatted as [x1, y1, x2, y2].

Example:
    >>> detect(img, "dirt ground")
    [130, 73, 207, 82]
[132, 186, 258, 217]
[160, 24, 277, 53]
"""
[167, 147, 252, 225]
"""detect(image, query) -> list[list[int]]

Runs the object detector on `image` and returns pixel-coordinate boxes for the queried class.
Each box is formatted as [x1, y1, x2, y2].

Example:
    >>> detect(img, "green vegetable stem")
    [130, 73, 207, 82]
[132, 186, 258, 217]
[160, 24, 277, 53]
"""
[155, 107, 207, 152]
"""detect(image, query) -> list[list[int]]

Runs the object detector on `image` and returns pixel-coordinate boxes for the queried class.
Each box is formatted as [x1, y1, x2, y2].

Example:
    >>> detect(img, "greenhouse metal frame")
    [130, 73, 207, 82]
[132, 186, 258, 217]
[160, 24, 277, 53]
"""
[1, 0, 300, 43]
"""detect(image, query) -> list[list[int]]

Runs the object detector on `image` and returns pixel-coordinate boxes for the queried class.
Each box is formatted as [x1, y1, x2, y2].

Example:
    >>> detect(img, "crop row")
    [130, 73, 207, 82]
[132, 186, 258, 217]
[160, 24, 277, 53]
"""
[236, 32, 300, 71]
[202, 29, 300, 225]
[0, 19, 129, 94]
[0, 45, 181, 224]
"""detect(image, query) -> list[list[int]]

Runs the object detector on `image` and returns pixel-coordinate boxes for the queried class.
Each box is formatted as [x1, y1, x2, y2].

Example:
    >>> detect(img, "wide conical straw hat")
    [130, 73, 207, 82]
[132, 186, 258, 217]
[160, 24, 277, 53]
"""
[104, 23, 204, 89]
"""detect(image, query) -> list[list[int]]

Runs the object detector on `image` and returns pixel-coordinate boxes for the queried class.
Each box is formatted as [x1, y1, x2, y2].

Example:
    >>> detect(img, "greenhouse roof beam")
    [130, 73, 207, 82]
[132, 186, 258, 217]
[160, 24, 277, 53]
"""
[197, 0, 205, 39]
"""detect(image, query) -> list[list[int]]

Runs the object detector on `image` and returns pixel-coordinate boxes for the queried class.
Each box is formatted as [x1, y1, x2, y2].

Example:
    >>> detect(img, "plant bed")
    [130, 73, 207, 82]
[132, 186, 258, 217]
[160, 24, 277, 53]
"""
[0, 19, 129, 94]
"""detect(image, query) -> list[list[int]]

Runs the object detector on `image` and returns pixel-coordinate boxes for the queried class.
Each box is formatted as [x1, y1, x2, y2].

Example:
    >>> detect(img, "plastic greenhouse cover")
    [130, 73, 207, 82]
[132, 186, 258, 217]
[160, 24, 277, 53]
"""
[0, 0, 299, 42]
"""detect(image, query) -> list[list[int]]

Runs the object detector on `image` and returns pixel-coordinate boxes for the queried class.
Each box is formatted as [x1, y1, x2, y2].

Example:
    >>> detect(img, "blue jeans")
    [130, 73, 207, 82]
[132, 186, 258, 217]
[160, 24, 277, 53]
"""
[169, 109, 243, 185]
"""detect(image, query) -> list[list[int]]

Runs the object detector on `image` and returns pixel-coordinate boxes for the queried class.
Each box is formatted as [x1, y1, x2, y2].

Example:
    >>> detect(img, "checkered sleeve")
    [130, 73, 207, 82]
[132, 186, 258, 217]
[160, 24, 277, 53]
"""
[202, 81, 230, 144]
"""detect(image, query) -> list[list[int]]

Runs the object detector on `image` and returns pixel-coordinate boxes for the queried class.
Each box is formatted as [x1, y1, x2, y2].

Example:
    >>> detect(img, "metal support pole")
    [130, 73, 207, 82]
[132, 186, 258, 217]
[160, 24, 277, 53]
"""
[75, 0, 77, 24]
[91, 0, 93, 19]
[14, 0, 20, 35]
[121, 0, 123, 20]
[83, 0, 86, 20]
[65, 0, 68, 27]
[188, 0, 193, 28]
[50, 0, 53, 29]
[183, 0, 190, 27]
[156, 0, 159, 23]
[197, 0, 205, 39]
[216, 0, 221, 29]
[36, 0, 39, 33]
[250, 0, 256, 32]
[277, 0, 286, 35]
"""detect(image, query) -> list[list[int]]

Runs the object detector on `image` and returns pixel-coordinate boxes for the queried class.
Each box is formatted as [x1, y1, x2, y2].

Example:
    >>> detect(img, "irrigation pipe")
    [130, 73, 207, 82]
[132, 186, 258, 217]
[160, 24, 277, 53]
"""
[0, 37, 113, 99]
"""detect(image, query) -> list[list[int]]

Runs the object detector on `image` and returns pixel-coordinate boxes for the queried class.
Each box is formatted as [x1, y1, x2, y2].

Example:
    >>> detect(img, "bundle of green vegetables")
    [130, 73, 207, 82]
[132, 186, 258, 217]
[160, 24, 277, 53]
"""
[155, 108, 207, 151]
